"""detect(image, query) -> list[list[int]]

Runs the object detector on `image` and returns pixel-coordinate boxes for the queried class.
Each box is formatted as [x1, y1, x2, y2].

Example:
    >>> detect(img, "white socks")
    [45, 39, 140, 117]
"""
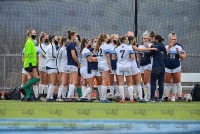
[67, 84, 76, 98]
[33, 84, 39, 98]
[39, 84, 44, 95]
[136, 84, 143, 100]
[44, 85, 48, 94]
[163, 83, 171, 98]
[82, 87, 92, 99]
[172, 83, 177, 95]
[144, 83, 151, 99]
[128, 86, 133, 100]
[119, 86, 125, 100]
[98, 86, 102, 100]
[177, 83, 182, 97]
[81, 86, 87, 96]
[47, 84, 54, 99]
[101, 86, 107, 100]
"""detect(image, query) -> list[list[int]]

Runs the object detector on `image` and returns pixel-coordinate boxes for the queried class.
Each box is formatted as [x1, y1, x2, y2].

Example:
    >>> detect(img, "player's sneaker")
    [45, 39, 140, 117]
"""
[171, 95, 176, 102]
[177, 97, 182, 102]
[120, 99, 126, 103]
[100, 99, 111, 103]
[21, 97, 25, 101]
[138, 99, 147, 103]
[130, 99, 135, 103]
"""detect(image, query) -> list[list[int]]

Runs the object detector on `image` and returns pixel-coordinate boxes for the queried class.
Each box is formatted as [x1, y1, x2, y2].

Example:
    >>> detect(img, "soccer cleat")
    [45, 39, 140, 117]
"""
[56, 98, 64, 102]
[46, 98, 55, 102]
[100, 99, 111, 103]
[138, 99, 147, 103]
[125, 97, 130, 101]
[18, 87, 26, 96]
[177, 97, 182, 102]
[79, 98, 90, 102]
[171, 95, 176, 102]
[163, 97, 168, 102]
[25, 98, 34, 102]
[148, 99, 155, 103]
[130, 99, 135, 103]
[66, 98, 77, 102]
[120, 99, 126, 103]
[21, 97, 25, 101]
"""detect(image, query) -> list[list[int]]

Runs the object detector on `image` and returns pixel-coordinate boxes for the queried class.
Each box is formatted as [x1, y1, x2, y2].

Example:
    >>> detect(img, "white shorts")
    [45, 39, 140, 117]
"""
[22, 68, 27, 75]
[92, 70, 101, 77]
[60, 66, 70, 73]
[140, 64, 152, 73]
[39, 66, 47, 72]
[110, 70, 116, 75]
[165, 66, 181, 73]
[132, 66, 140, 76]
[47, 69, 58, 74]
[116, 66, 132, 76]
[80, 67, 94, 79]
[68, 65, 78, 73]
[98, 63, 109, 72]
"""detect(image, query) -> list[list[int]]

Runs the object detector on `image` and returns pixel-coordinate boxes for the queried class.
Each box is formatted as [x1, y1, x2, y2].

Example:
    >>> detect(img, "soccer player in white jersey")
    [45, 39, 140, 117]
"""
[163, 32, 186, 102]
[45, 35, 59, 101]
[109, 34, 119, 96]
[79, 38, 96, 101]
[38, 32, 49, 100]
[56, 37, 68, 101]
[112, 36, 135, 103]
[138, 31, 153, 100]
[127, 36, 157, 102]
[95, 33, 112, 103]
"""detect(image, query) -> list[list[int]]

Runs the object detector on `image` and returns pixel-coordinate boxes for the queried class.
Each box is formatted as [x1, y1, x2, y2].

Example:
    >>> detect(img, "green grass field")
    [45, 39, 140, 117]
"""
[0, 100, 200, 120]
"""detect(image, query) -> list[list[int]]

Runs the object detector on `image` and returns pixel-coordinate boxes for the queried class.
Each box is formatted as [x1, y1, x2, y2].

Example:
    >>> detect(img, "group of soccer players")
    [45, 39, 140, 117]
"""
[20, 28, 186, 102]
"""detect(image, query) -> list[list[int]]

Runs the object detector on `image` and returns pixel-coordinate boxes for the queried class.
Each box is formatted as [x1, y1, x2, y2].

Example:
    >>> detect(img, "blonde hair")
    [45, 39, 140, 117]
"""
[27, 28, 35, 37]
[111, 34, 118, 41]
[39, 32, 46, 45]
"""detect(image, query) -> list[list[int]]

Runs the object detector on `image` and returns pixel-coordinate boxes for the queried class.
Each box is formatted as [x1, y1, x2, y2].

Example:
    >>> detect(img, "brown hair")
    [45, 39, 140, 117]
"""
[81, 38, 89, 53]
[26, 28, 35, 37]
[57, 36, 63, 47]
[116, 36, 127, 48]
[67, 31, 76, 40]
[61, 37, 67, 46]
[91, 37, 98, 44]
[95, 33, 107, 52]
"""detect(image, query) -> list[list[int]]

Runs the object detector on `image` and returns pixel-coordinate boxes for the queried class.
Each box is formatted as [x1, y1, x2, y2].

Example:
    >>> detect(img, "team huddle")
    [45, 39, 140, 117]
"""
[19, 28, 186, 102]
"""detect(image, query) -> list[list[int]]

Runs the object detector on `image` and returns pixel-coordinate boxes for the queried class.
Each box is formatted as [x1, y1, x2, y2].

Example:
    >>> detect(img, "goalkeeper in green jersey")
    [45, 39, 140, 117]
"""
[19, 28, 40, 101]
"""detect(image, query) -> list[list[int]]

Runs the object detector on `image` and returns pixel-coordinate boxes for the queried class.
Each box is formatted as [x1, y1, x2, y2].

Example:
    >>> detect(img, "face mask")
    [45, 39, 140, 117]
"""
[54, 40, 58, 45]
[143, 42, 148, 45]
[88, 45, 91, 49]
[74, 37, 78, 43]
[44, 39, 48, 44]
[34, 40, 37, 46]
[107, 39, 111, 44]
[93, 43, 97, 47]
[31, 35, 36, 40]
[113, 40, 117, 45]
